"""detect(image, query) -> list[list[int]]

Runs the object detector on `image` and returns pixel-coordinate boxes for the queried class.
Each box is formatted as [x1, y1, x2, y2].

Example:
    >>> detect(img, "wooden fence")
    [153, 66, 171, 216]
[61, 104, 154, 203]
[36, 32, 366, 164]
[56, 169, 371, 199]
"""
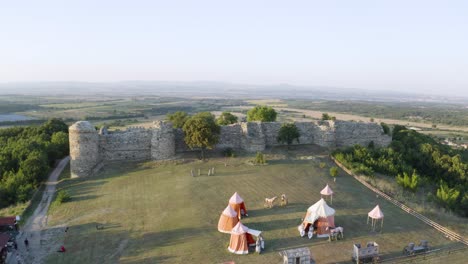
[331, 157, 468, 246]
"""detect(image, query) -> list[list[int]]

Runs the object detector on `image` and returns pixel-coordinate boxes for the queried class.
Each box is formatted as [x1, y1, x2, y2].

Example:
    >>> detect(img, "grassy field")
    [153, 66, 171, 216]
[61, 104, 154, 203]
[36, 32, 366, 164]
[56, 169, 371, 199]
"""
[45, 147, 461, 264]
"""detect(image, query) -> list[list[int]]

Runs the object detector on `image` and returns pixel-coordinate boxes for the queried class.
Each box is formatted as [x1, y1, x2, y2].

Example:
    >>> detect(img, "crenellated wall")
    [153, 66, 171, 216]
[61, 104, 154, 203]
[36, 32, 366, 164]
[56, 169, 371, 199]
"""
[69, 120, 391, 177]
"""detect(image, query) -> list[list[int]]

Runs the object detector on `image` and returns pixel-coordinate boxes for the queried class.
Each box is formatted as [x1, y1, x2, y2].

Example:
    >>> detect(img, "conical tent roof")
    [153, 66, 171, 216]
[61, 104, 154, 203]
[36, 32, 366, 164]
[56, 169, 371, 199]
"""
[222, 205, 238, 218]
[368, 205, 384, 219]
[320, 184, 334, 196]
[229, 192, 244, 204]
[218, 206, 239, 233]
[231, 222, 249, 235]
[304, 198, 335, 224]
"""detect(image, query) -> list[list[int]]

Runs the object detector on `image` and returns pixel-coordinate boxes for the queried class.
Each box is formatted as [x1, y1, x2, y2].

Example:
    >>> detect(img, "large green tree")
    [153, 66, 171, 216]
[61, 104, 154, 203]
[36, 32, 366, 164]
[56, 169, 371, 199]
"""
[247, 105, 277, 122]
[167, 111, 189, 128]
[217, 112, 238, 125]
[277, 123, 300, 147]
[183, 112, 220, 159]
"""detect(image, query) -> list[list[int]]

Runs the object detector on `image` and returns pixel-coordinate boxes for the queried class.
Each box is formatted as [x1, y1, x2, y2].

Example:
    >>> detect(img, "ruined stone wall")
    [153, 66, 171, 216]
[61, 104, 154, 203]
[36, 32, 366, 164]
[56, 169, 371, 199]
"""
[69, 121, 101, 178]
[216, 124, 242, 149]
[295, 122, 316, 145]
[99, 127, 152, 161]
[313, 121, 337, 147]
[69, 119, 391, 177]
[151, 121, 175, 159]
[261, 122, 282, 146]
[240, 122, 266, 152]
[334, 121, 391, 147]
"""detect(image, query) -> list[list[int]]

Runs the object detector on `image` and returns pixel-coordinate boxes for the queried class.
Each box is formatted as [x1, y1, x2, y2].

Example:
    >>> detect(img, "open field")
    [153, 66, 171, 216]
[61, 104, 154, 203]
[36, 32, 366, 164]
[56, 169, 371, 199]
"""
[44, 147, 462, 264]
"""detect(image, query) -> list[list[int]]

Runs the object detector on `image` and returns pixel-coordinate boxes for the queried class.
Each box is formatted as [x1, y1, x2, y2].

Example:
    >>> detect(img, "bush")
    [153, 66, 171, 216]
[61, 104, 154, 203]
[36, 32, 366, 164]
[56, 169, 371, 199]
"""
[55, 190, 71, 205]
[329, 167, 338, 177]
[319, 162, 326, 169]
[255, 152, 266, 165]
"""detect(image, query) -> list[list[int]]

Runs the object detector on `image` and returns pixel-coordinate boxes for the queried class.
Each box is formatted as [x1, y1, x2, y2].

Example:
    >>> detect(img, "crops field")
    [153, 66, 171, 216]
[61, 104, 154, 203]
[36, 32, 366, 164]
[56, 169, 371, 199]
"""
[45, 147, 462, 263]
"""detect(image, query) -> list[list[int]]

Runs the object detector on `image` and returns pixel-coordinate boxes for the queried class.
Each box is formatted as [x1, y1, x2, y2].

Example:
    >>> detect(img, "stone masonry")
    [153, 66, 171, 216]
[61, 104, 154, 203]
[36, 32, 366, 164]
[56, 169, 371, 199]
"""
[69, 120, 391, 177]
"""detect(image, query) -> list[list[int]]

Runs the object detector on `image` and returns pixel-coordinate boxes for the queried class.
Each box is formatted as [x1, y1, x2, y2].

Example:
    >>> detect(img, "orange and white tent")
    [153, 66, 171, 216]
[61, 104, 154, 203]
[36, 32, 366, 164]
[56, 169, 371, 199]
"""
[228, 222, 261, 254]
[218, 205, 239, 233]
[301, 198, 335, 238]
[367, 205, 384, 231]
[320, 184, 334, 204]
[229, 192, 247, 219]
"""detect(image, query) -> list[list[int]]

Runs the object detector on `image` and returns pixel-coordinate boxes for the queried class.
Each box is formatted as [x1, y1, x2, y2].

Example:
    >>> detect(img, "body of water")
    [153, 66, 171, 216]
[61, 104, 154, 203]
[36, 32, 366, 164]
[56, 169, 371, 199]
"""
[0, 114, 36, 122]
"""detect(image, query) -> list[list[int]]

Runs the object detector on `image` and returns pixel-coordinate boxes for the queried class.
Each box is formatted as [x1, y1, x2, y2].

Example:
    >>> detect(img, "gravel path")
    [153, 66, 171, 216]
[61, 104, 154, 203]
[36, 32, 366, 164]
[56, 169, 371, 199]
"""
[7, 156, 70, 264]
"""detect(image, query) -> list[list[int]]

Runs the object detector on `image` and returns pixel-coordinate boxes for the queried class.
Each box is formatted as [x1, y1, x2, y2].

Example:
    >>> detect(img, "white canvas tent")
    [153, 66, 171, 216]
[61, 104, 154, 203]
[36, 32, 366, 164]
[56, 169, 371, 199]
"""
[320, 184, 334, 204]
[300, 198, 335, 238]
[367, 205, 384, 231]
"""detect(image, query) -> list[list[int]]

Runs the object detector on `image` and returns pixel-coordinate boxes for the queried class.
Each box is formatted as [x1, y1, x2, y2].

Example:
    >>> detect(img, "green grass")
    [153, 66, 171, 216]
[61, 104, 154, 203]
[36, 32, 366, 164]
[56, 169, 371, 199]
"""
[45, 150, 460, 263]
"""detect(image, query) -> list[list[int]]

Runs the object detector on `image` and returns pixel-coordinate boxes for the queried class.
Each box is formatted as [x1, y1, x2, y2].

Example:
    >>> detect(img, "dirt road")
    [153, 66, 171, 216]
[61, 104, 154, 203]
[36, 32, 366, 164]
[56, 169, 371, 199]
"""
[7, 156, 70, 264]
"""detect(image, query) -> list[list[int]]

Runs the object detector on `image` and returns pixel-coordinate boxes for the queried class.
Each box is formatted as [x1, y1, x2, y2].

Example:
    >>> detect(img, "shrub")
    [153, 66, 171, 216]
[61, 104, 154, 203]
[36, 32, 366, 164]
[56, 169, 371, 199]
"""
[329, 167, 338, 177]
[319, 162, 326, 169]
[55, 190, 71, 205]
[255, 152, 266, 165]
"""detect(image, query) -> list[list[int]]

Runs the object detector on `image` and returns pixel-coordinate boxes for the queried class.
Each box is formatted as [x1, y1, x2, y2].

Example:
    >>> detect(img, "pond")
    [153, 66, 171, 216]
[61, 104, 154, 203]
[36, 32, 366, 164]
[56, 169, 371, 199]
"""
[0, 114, 36, 122]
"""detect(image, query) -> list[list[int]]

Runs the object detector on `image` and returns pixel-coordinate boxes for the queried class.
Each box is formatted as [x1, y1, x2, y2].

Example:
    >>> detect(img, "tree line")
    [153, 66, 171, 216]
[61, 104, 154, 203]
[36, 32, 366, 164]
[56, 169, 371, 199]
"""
[0, 119, 69, 208]
[332, 125, 468, 216]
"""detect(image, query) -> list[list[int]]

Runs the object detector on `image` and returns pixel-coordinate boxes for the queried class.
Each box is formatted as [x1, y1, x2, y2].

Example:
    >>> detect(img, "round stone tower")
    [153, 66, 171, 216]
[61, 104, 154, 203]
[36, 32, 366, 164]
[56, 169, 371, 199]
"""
[151, 121, 175, 160]
[69, 121, 100, 178]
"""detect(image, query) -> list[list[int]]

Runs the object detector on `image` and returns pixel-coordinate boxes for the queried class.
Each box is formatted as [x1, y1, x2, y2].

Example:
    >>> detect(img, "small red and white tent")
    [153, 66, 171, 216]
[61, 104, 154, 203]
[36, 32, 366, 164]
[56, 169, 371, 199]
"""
[367, 205, 384, 231]
[218, 205, 239, 233]
[228, 222, 261, 254]
[229, 192, 247, 219]
[301, 198, 335, 238]
[320, 184, 334, 204]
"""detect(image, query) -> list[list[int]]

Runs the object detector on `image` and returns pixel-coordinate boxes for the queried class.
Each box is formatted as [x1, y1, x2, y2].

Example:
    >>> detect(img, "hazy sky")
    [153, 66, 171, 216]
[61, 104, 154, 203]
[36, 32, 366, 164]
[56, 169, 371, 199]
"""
[1, 0, 467, 96]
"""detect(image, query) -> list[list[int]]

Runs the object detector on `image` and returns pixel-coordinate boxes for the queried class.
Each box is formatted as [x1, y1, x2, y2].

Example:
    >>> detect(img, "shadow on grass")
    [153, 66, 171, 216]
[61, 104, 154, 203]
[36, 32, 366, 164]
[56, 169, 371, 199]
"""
[248, 218, 302, 231]
[248, 203, 308, 217]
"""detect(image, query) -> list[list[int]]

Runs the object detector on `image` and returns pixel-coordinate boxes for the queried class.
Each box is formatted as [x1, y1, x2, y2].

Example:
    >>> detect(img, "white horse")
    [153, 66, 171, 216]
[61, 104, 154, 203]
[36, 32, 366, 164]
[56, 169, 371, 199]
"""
[330, 226, 344, 239]
[264, 196, 278, 208]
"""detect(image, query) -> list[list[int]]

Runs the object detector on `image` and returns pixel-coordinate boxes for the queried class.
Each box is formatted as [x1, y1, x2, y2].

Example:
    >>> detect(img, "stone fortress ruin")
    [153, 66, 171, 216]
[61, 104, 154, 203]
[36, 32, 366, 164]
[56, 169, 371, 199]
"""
[69, 120, 391, 178]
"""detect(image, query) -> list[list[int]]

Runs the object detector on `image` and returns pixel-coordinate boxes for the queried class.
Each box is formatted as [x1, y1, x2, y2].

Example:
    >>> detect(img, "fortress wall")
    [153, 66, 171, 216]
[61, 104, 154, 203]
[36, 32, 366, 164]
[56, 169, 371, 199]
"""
[70, 120, 392, 177]
[261, 122, 282, 146]
[151, 121, 175, 160]
[240, 122, 266, 152]
[295, 122, 317, 145]
[69, 121, 101, 178]
[99, 128, 152, 161]
[334, 121, 392, 147]
[216, 124, 242, 149]
[312, 121, 337, 147]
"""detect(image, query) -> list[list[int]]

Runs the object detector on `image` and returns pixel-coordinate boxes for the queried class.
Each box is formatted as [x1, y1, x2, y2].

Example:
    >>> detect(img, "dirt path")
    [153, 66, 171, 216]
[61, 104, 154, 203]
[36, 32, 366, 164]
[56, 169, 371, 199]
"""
[7, 156, 70, 264]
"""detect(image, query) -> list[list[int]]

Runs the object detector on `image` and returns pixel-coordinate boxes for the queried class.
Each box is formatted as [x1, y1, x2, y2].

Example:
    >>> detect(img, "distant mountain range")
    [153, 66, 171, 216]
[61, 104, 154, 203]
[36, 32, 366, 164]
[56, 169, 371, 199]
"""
[0, 81, 467, 104]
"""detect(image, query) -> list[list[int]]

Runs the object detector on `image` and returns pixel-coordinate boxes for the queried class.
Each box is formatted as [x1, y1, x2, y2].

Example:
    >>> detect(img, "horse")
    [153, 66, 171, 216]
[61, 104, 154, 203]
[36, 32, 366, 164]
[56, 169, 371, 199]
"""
[280, 194, 288, 206]
[330, 226, 344, 239]
[264, 196, 278, 208]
